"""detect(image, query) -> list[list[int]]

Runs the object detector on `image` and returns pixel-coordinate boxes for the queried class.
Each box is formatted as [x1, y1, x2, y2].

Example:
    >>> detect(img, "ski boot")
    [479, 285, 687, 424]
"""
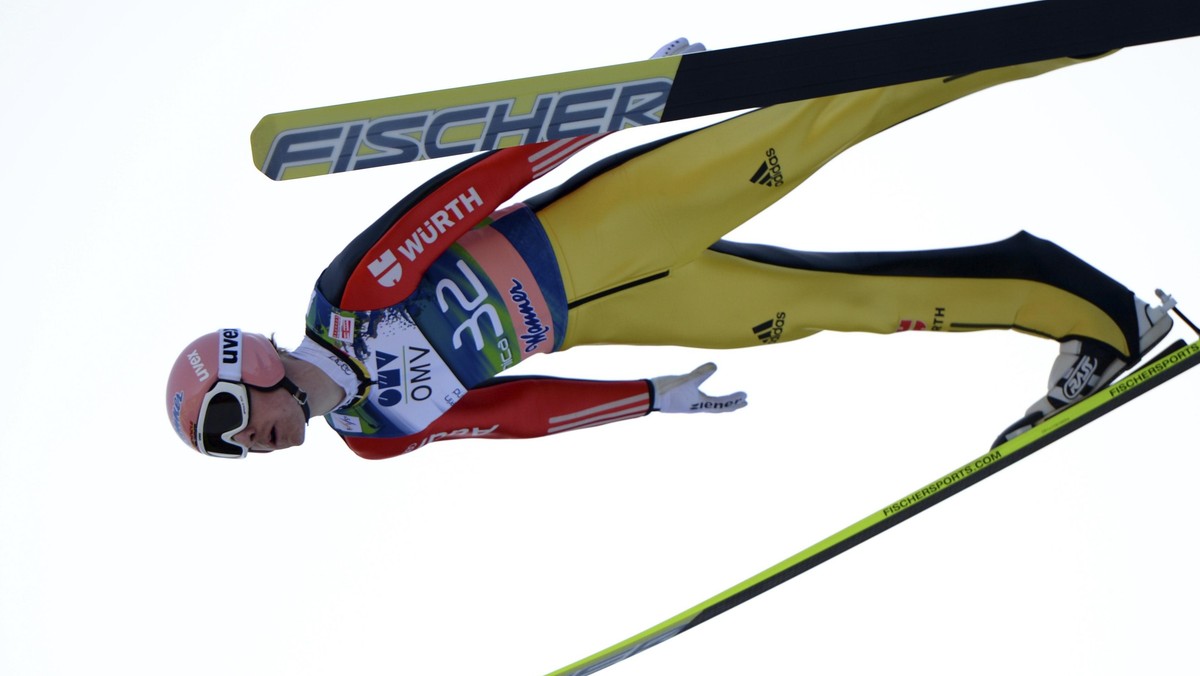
[993, 290, 1177, 447]
[651, 38, 707, 59]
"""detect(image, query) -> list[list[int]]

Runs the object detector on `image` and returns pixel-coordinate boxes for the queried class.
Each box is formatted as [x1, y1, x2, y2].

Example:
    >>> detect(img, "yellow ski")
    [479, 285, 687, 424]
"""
[547, 334, 1200, 675]
[252, 0, 1200, 180]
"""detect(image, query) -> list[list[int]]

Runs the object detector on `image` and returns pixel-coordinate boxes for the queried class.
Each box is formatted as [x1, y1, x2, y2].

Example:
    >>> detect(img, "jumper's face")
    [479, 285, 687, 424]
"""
[232, 386, 308, 452]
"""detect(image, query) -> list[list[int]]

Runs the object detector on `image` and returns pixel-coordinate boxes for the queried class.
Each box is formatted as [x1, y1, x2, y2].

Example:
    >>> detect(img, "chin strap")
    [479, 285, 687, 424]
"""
[276, 377, 312, 422]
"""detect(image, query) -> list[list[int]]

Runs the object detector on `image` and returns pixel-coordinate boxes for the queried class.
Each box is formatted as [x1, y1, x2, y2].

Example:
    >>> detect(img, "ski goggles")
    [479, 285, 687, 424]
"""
[195, 380, 252, 459]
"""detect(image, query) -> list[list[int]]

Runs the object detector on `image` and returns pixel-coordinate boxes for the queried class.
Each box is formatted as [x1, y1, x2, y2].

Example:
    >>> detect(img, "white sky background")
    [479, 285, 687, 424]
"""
[2, 0, 1198, 674]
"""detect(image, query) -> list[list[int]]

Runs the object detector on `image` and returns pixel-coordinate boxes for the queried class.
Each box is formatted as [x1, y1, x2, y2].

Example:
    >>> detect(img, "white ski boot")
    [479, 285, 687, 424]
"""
[995, 290, 1176, 446]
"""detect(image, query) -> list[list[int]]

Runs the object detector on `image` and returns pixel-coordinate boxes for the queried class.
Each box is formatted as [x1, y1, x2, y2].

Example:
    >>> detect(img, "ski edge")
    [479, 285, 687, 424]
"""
[543, 338, 1200, 676]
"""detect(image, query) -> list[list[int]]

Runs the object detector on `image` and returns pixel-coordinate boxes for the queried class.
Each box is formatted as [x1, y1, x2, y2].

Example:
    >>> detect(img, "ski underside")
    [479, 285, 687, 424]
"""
[252, 0, 1200, 180]
[545, 330, 1200, 675]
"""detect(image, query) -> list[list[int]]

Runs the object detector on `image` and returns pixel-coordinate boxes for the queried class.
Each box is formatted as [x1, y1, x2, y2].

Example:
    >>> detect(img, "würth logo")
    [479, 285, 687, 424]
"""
[749, 148, 784, 187]
[752, 312, 786, 344]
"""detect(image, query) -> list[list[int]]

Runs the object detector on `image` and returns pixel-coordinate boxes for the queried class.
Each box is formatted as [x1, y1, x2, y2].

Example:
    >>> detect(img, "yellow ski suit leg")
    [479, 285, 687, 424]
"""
[545, 232, 1136, 352]
[528, 53, 1141, 357]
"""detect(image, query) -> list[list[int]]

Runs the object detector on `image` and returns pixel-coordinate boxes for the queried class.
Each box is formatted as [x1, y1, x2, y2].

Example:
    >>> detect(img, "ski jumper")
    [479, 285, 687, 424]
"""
[303, 52, 1142, 459]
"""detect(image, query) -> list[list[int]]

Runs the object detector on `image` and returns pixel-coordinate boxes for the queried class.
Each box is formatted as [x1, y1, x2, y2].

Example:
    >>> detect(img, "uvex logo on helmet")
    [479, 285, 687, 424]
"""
[185, 350, 211, 383]
[221, 328, 242, 365]
[216, 328, 246, 382]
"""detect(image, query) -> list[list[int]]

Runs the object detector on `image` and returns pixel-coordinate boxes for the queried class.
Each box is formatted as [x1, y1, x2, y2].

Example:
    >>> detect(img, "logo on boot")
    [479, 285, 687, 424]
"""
[1061, 356, 1098, 401]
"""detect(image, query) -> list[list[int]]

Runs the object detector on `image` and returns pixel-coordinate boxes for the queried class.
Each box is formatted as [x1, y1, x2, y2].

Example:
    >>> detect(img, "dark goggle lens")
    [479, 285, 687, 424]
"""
[200, 390, 248, 458]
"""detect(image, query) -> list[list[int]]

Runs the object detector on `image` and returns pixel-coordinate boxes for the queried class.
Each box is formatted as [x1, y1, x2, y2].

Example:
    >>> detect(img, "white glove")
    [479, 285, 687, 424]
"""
[650, 363, 747, 414]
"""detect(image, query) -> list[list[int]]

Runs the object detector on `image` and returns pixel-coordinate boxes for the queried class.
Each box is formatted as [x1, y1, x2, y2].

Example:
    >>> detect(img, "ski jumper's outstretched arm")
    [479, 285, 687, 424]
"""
[342, 363, 747, 459]
[343, 376, 653, 459]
